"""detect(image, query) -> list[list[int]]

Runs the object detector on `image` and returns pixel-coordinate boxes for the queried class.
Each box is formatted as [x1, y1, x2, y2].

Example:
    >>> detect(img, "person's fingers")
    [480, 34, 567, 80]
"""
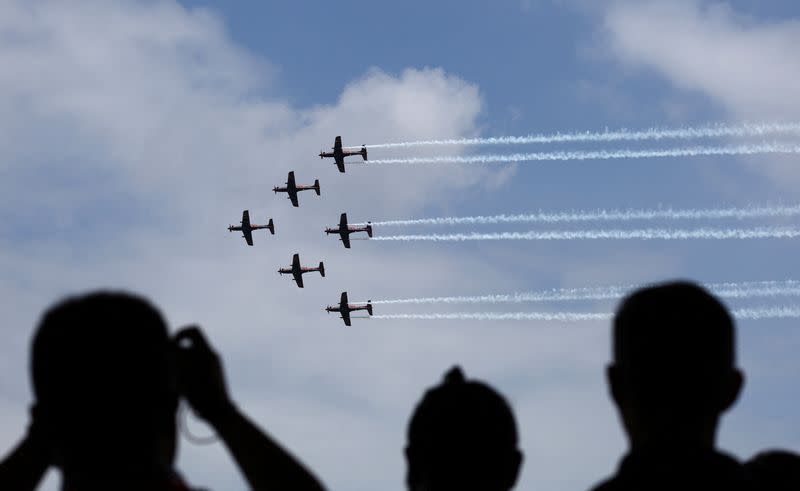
[174, 326, 216, 357]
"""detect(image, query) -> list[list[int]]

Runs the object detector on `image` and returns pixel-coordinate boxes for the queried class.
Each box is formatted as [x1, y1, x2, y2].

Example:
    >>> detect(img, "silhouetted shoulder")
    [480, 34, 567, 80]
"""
[745, 450, 800, 491]
[590, 450, 756, 491]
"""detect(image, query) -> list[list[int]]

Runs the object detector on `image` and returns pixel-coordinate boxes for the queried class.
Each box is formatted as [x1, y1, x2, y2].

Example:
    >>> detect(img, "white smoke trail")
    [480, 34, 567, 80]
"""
[367, 280, 800, 305]
[365, 204, 800, 227]
[365, 143, 800, 165]
[370, 227, 800, 242]
[365, 122, 800, 148]
[713, 281, 800, 299]
[734, 307, 800, 319]
[369, 287, 630, 305]
[372, 307, 800, 322]
[372, 312, 611, 321]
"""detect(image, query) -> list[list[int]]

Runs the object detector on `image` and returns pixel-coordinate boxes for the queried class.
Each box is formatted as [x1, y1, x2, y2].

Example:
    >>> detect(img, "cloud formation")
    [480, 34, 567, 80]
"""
[603, 0, 800, 186]
[604, 1, 800, 119]
[0, 2, 505, 490]
[3, 1, 797, 491]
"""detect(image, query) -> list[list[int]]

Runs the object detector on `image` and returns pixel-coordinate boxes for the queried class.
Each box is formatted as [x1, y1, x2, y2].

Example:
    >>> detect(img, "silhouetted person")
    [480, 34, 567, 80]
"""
[0, 291, 326, 491]
[405, 366, 523, 491]
[591, 281, 754, 491]
[745, 450, 800, 491]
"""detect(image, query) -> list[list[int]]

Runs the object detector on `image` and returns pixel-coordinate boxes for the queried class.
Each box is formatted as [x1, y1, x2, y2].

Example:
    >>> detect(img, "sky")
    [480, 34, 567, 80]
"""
[1, 1, 799, 490]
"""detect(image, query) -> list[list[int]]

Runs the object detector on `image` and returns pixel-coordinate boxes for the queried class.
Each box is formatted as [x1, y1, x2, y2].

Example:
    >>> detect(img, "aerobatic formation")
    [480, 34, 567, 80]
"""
[227, 123, 800, 326]
[227, 135, 376, 326]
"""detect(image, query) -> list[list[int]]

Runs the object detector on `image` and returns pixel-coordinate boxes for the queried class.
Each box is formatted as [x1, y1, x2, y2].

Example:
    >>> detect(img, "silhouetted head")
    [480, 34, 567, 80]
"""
[31, 291, 179, 483]
[607, 281, 743, 451]
[745, 450, 800, 491]
[405, 366, 522, 491]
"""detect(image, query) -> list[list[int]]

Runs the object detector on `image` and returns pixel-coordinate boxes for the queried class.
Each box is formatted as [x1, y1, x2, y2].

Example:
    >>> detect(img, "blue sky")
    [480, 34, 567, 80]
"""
[1, 1, 800, 490]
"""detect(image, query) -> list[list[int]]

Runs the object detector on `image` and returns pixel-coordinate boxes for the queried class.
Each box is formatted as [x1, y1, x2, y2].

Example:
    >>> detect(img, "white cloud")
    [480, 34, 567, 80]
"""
[602, 0, 800, 189]
[0, 2, 522, 491]
[604, 1, 800, 120]
[3, 1, 793, 491]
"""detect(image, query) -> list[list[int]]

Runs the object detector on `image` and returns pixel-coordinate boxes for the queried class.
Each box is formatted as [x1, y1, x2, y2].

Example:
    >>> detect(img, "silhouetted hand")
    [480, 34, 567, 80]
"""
[25, 405, 52, 460]
[173, 326, 327, 491]
[0, 405, 52, 490]
[174, 326, 235, 426]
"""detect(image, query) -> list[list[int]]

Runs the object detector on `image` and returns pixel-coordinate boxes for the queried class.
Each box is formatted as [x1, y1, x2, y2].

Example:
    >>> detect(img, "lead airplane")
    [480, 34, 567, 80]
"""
[319, 136, 367, 173]
[273, 171, 320, 207]
[325, 213, 372, 249]
[325, 292, 372, 326]
[228, 210, 274, 246]
[278, 253, 325, 288]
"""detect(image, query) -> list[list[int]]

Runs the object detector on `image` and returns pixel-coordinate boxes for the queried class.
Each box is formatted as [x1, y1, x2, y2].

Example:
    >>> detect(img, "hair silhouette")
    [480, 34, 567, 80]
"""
[593, 281, 752, 491]
[12, 291, 328, 491]
[609, 280, 743, 450]
[31, 292, 179, 486]
[406, 366, 522, 491]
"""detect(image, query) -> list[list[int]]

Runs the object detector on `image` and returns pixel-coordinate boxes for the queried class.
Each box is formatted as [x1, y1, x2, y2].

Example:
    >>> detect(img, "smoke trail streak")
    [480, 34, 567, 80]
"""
[365, 122, 800, 148]
[370, 227, 800, 242]
[714, 281, 800, 299]
[734, 307, 800, 319]
[372, 312, 611, 321]
[364, 204, 800, 227]
[366, 281, 800, 305]
[364, 143, 800, 165]
[372, 307, 800, 322]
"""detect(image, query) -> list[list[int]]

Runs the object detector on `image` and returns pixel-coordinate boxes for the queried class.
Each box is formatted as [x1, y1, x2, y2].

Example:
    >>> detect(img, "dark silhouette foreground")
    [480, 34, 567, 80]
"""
[0, 291, 326, 491]
[746, 450, 800, 491]
[2, 285, 796, 491]
[591, 281, 754, 491]
[406, 366, 522, 491]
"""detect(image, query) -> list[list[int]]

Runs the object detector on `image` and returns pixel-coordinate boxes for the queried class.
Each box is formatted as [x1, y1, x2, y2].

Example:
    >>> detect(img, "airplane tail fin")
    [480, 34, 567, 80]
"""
[319, 262, 326, 277]
[314, 179, 321, 196]
[361, 147, 368, 161]
[366, 302, 373, 316]
[267, 219, 275, 235]
[366, 224, 373, 238]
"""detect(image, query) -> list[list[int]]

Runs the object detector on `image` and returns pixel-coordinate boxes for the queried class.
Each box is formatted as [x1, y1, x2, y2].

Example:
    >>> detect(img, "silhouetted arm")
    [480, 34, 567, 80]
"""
[0, 413, 50, 491]
[208, 404, 325, 491]
[174, 327, 326, 491]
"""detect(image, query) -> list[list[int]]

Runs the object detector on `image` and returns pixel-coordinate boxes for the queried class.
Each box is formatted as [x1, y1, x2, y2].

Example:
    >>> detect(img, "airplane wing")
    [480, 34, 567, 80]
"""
[336, 158, 346, 173]
[340, 213, 348, 228]
[241, 210, 251, 228]
[243, 228, 253, 246]
[341, 310, 351, 327]
[340, 292, 349, 306]
[341, 232, 351, 249]
[334, 136, 342, 150]
[292, 253, 301, 269]
[287, 171, 296, 188]
[293, 272, 304, 288]
[289, 189, 299, 207]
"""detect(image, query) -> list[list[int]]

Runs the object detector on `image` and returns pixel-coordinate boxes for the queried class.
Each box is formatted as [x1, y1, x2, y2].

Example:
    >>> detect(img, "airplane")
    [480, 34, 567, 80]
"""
[273, 171, 320, 207]
[228, 210, 274, 246]
[325, 292, 373, 326]
[319, 136, 367, 173]
[278, 253, 325, 288]
[325, 213, 372, 249]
